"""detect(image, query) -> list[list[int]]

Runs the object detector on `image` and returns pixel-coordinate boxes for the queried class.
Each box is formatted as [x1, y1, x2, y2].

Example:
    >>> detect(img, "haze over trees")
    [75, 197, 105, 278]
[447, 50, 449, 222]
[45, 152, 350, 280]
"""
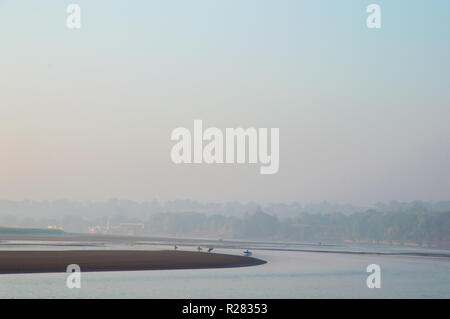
[0, 200, 449, 248]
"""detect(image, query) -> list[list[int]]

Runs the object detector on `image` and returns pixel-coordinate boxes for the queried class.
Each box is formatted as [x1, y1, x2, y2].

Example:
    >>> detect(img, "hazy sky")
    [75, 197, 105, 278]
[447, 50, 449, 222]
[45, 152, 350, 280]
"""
[1, 1, 449, 205]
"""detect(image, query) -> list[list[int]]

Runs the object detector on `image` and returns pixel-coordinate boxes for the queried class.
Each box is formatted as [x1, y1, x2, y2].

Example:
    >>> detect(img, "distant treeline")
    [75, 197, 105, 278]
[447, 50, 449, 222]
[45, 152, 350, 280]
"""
[2, 199, 450, 220]
[144, 209, 450, 248]
[1, 200, 449, 248]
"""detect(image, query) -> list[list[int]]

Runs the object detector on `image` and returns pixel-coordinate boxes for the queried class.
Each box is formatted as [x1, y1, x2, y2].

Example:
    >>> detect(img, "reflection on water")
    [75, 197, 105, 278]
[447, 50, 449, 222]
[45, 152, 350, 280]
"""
[0, 243, 449, 298]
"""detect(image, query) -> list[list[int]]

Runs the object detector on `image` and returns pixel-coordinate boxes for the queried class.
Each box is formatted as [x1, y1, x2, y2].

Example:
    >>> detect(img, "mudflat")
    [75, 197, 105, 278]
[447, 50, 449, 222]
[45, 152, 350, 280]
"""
[0, 250, 266, 274]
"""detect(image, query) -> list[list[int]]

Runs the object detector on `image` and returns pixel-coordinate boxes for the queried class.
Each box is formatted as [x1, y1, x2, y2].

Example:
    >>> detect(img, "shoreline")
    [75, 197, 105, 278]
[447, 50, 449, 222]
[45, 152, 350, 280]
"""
[1, 236, 449, 259]
[0, 250, 266, 274]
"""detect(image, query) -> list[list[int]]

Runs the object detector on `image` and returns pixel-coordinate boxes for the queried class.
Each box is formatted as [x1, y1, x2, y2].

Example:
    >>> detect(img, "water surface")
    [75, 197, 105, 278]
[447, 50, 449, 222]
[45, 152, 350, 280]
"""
[0, 244, 448, 298]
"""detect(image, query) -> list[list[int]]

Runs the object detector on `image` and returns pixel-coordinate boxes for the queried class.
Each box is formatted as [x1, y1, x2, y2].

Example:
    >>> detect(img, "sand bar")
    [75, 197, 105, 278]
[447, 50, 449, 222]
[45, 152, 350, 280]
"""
[0, 250, 266, 274]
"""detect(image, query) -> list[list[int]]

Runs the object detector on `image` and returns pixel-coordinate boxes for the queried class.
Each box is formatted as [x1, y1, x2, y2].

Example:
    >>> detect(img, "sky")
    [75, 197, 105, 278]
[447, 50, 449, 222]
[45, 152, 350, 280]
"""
[1, 0, 449, 205]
